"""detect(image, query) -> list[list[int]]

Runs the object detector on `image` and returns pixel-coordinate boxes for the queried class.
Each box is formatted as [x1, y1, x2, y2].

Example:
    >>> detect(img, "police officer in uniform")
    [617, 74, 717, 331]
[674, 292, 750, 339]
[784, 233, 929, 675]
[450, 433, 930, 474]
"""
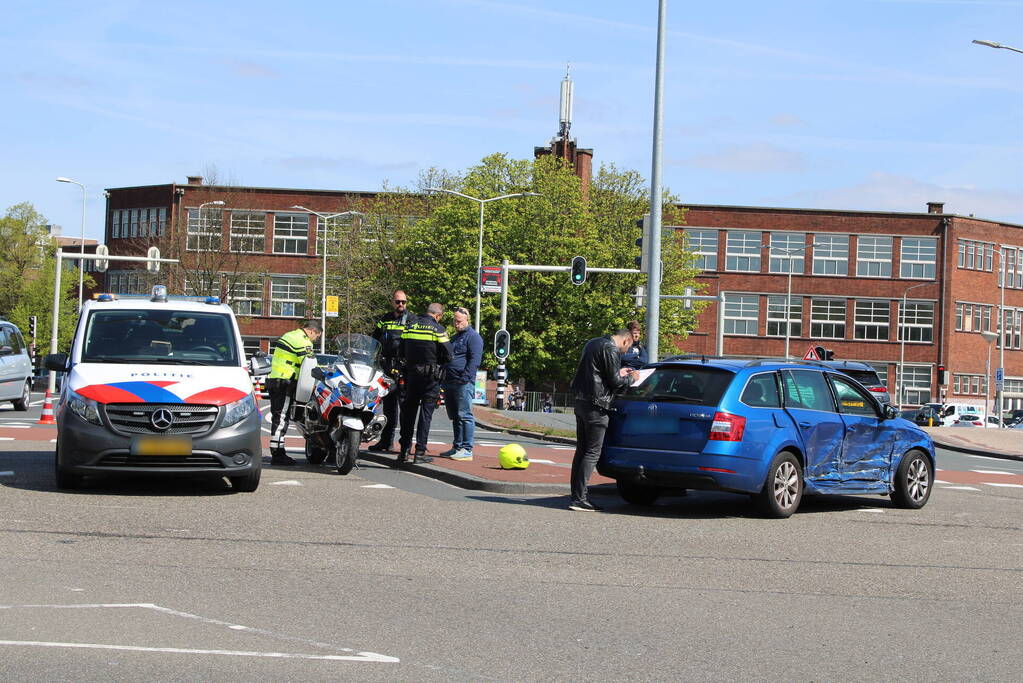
[267, 320, 322, 466]
[397, 302, 452, 465]
[368, 289, 412, 453]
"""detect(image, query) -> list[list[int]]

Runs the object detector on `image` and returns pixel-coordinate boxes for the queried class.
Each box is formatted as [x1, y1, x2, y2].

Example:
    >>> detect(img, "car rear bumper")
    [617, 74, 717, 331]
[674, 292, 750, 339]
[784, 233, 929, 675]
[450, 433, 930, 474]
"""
[598, 448, 763, 494]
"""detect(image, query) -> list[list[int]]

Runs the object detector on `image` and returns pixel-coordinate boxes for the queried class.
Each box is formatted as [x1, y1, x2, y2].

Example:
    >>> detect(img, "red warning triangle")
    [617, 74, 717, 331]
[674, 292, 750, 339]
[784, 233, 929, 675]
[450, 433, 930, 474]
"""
[802, 345, 821, 361]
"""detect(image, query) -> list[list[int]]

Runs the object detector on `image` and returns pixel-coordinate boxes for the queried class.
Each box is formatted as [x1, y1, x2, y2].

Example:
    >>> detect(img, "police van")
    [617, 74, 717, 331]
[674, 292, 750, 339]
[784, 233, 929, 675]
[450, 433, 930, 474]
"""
[45, 286, 269, 491]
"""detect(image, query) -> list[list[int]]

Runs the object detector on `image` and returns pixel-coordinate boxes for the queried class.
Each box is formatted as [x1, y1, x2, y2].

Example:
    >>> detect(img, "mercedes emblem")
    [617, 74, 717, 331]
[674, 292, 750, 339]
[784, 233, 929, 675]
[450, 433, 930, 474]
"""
[150, 408, 174, 432]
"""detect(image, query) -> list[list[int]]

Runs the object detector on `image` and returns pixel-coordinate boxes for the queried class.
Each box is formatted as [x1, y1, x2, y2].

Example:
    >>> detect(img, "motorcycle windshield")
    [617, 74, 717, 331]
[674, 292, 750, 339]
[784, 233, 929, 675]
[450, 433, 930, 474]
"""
[331, 334, 381, 373]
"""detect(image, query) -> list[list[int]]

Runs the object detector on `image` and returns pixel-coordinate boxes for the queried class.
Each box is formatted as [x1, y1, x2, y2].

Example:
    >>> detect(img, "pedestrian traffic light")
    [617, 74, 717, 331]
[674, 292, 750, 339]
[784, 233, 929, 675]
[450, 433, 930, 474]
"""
[28, 315, 37, 339]
[570, 256, 587, 285]
[494, 329, 511, 361]
[814, 346, 835, 361]
[937, 364, 946, 385]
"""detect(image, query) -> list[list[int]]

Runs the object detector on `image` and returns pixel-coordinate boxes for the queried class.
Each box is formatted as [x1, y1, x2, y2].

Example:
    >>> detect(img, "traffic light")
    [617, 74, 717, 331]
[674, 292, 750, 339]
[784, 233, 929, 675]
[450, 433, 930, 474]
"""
[635, 214, 650, 272]
[28, 315, 37, 339]
[814, 346, 835, 361]
[570, 256, 587, 285]
[937, 364, 946, 385]
[494, 329, 511, 361]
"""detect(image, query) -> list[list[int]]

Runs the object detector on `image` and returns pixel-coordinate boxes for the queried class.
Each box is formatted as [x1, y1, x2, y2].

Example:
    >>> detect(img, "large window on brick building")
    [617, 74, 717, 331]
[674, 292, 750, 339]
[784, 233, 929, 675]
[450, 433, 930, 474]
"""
[273, 214, 309, 255]
[106, 270, 149, 295]
[810, 298, 846, 339]
[766, 295, 801, 337]
[768, 233, 805, 274]
[900, 237, 936, 279]
[725, 231, 761, 272]
[812, 234, 849, 275]
[898, 365, 932, 405]
[685, 229, 718, 271]
[270, 276, 306, 317]
[958, 239, 994, 271]
[723, 294, 759, 335]
[230, 212, 266, 253]
[854, 300, 889, 340]
[898, 301, 934, 342]
[187, 207, 223, 251]
[230, 278, 264, 316]
[856, 236, 892, 277]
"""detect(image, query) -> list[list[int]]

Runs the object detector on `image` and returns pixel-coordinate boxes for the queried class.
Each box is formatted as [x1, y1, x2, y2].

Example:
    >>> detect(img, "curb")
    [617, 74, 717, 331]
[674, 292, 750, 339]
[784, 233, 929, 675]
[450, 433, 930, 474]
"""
[472, 415, 577, 446]
[358, 450, 572, 495]
[930, 438, 1023, 463]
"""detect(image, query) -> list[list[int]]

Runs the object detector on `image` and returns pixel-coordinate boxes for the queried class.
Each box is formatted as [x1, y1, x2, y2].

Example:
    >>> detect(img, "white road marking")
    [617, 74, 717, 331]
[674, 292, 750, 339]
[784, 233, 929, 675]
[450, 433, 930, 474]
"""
[0, 471, 14, 476]
[361, 483, 394, 489]
[971, 469, 1014, 476]
[0, 424, 30, 428]
[984, 482, 1023, 488]
[268, 480, 303, 486]
[0, 437, 13, 441]
[940, 485, 980, 491]
[855, 508, 886, 513]
[966, 454, 1019, 462]
[50, 439, 56, 443]
[529, 459, 556, 464]
[934, 479, 951, 484]
[549, 445, 575, 450]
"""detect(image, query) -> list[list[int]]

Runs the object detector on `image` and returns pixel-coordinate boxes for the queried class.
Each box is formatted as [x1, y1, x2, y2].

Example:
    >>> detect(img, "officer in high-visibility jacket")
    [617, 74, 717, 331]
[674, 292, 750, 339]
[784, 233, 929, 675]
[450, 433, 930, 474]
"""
[368, 289, 412, 454]
[267, 320, 322, 465]
[396, 303, 451, 466]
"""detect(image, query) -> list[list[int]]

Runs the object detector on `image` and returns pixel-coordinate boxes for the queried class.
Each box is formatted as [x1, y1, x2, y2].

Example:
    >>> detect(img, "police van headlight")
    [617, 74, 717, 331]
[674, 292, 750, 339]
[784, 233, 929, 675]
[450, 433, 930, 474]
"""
[222, 394, 256, 427]
[67, 389, 102, 425]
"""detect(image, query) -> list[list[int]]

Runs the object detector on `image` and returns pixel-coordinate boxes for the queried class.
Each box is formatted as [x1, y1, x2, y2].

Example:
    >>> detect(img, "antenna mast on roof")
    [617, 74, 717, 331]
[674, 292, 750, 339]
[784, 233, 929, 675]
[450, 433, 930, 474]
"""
[558, 63, 573, 141]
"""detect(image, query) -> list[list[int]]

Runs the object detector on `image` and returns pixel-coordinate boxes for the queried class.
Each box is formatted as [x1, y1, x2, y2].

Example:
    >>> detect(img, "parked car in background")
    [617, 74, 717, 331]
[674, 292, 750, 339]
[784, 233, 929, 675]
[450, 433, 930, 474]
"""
[900, 406, 942, 427]
[0, 317, 33, 410]
[816, 360, 891, 404]
[598, 358, 935, 518]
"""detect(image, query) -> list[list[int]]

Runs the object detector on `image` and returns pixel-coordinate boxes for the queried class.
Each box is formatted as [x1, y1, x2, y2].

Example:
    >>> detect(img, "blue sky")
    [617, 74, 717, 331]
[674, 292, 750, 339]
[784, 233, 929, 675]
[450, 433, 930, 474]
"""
[4, 0, 1023, 241]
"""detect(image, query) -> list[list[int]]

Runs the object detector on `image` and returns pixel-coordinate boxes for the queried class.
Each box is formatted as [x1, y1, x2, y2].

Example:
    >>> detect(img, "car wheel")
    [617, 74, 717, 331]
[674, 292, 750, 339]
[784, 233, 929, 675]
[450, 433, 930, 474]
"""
[616, 480, 660, 506]
[54, 448, 82, 490]
[755, 451, 803, 518]
[12, 381, 30, 411]
[891, 450, 932, 509]
[229, 468, 261, 493]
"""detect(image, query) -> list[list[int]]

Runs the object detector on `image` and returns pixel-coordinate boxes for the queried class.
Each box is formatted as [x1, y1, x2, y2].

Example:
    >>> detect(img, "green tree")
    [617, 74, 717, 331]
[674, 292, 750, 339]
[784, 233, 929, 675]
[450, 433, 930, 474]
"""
[0, 202, 85, 353]
[378, 154, 705, 386]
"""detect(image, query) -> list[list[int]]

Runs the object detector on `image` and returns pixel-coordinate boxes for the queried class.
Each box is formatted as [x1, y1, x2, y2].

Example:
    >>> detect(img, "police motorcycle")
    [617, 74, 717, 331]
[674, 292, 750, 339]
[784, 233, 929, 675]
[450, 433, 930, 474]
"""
[293, 333, 393, 474]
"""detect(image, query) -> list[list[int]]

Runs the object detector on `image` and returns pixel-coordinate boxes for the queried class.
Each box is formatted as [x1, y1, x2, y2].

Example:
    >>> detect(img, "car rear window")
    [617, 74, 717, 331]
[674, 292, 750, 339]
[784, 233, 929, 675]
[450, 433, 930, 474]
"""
[622, 366, 733, 406]
[837, 368, 881, 387]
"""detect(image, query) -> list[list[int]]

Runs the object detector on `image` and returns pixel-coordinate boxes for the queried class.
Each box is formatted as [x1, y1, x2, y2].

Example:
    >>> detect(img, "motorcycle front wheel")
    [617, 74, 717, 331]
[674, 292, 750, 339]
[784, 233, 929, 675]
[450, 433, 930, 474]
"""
[305, 439, 328, 465]
[336, 427, 361, 475]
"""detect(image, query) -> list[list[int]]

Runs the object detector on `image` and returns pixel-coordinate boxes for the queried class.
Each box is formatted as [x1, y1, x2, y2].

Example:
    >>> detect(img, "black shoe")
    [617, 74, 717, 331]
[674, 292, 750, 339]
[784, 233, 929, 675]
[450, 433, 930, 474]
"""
[368, 443, 393, 453]
[413, 446, 427, 457]
[412, 455, 433, 464]
[270, 453, 297, 466]
[568, 500, 602, 512]
[395, 449, 409, 468]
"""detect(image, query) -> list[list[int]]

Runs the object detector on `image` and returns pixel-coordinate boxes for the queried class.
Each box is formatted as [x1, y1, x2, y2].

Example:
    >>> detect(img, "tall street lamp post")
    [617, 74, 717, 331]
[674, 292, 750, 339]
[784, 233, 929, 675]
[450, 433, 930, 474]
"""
[981, 330, 999, 420]
[55, 177, 87, 309]
[972, 39, 1023, 54]
[898, 281, 931, 412]
[292, 206, 365, 353]
[763, 243, 812, 359]
[424, 188, 540, 332]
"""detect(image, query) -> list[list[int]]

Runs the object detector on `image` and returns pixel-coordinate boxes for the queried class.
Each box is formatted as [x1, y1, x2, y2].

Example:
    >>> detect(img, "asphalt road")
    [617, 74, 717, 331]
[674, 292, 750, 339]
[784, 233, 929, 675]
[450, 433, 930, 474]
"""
[1, 397, 1021, 681]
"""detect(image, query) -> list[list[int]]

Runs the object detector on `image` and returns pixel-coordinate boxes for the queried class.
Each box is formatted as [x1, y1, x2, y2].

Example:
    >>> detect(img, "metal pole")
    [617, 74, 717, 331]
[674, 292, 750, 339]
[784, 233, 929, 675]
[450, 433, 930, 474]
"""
[716, 292, 725, 356]
[48, 249, 63, 395]
[898, 291, 907, 412]
[497, 259, 509, 410]
[645, 0, 667, 362]
[77, 184, 86, 310]
[785, 263, 793, 359]
[999, 251, 1006, 427]
[321, 219, 328, 353]
[475, 201, 484, 330]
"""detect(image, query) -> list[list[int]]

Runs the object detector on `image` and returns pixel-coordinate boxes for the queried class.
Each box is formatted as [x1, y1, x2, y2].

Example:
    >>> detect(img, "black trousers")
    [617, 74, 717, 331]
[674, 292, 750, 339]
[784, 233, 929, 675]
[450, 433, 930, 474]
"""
[377, 387, 401, 448]
[570, 400, 610, 504]
[267, 378, 297, 455]
[399, 370, 440, 453]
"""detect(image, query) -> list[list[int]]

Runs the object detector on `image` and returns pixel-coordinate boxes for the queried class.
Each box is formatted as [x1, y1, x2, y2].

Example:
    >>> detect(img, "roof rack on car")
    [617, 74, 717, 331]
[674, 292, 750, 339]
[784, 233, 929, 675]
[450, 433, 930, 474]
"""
[659, 354, 728, 364]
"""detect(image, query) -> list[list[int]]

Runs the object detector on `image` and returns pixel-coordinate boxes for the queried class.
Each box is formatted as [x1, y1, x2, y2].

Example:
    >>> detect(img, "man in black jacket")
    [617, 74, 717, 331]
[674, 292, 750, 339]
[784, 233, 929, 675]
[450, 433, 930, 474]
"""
[397, 303, 452, 466]
[568, 329, 636, 511]
[369, 289, 412, 453]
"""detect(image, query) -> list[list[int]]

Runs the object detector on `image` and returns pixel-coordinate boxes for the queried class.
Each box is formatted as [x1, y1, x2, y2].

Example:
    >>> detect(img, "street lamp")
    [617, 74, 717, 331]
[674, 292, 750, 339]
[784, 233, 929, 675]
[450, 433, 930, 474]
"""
[993, 247, 1009, 428]
[55, 177, 87, 309]
[897, 281, 931, 412]
[972, 39, 1023, 54]
[292, 205, 365, 353]
[424, 188, 540, 331]
[763, 243, 812, 359]
[981, 330, 999, 421]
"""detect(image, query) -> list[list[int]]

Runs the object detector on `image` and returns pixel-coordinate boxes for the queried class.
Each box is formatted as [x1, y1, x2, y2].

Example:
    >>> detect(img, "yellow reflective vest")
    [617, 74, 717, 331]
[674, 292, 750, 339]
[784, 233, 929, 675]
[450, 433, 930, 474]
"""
[269, 328, 314, 381]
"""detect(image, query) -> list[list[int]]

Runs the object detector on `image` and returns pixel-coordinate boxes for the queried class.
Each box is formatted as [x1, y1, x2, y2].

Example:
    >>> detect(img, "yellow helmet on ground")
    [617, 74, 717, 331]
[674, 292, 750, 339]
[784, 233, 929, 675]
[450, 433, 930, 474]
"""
[498, 443, 530, 469]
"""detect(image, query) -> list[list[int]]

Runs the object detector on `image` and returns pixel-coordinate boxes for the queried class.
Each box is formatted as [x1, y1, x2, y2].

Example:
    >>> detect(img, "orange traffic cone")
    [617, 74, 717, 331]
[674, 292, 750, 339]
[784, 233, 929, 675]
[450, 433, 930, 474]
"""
[37, 389, 56, 425]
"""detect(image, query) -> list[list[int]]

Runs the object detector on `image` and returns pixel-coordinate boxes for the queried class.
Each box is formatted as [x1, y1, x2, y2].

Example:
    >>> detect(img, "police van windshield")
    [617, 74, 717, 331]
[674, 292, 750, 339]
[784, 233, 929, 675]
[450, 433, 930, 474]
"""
[81, 310, 239, 366]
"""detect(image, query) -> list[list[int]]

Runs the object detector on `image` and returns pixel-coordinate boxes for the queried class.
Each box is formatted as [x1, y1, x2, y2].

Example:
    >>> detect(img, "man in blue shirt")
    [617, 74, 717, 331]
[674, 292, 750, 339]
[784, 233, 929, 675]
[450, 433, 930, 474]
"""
[620, 320, 649, 370]
[440, 307, 483, 461]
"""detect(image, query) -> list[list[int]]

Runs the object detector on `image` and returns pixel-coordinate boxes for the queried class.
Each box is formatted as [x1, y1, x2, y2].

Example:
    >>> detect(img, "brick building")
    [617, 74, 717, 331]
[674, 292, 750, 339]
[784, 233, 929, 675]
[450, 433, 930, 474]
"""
[674, 201, 1023, 412]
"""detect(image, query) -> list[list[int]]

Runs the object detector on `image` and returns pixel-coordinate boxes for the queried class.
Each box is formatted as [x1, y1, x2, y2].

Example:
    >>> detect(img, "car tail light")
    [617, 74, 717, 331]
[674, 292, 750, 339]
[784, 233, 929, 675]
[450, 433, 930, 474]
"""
[868, 387, 887, 394]
[709, 411, 745, 441]
[699, 466, 737, 474]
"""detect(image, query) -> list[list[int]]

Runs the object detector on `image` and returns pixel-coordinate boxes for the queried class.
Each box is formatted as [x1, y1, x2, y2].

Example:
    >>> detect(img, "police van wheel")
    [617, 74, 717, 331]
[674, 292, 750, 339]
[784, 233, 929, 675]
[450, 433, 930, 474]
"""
[13, 381, 30, 411]
[230, 468, 261, 493]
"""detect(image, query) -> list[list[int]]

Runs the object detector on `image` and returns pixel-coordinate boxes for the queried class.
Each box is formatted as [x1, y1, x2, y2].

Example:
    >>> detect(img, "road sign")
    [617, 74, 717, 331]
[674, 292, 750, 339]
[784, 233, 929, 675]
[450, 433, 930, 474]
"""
[480, 266, 502, 293]
[94, 244, 109, 273]
[146, 246, 161, 273]
[996, 367, 1004, 390]
[325, 295, 339, 318]
[802, 345, 821, 361]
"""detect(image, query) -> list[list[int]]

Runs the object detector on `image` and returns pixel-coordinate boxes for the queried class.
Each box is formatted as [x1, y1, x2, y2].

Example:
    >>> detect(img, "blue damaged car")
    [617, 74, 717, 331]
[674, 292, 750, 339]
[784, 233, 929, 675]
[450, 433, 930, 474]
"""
[597, 358, 935, 518]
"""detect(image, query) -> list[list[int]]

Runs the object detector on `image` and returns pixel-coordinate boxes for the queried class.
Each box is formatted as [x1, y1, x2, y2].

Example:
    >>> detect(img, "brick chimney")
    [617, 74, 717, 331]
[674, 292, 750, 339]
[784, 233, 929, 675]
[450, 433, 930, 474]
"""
[926, 202, 944, 214]
[186, 175, 203, 185]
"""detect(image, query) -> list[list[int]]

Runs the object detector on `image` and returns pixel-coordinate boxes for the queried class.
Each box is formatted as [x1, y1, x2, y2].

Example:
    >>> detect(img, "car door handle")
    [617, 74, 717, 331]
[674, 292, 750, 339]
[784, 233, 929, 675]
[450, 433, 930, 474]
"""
[798, 421, 812, 429]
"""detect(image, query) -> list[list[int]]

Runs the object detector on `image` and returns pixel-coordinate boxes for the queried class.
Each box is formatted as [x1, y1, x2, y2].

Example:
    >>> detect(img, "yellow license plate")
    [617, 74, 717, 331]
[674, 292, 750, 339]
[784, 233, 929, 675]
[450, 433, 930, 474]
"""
[131, 435, 193, 456]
